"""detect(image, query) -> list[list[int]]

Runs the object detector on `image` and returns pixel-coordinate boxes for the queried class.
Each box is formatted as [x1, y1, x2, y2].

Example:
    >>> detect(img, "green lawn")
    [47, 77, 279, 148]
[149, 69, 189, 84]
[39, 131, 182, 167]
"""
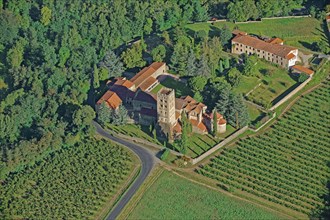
[150, 83, 164, 94]
[239, 60, 297, 108]
[233, 75, 261, 95]
[186, 125, 237, 158]
[186, 17, 325, 53]
[245, 102, 265, 123]
[158, 77, 192, 97]
[107, 124, 163, 145]
[127, 170, 285, 220]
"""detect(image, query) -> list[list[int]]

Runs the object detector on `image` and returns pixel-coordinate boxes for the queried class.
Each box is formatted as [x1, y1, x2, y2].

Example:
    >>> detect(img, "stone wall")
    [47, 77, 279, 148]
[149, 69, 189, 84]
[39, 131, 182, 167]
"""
[270, 75, 312, 111]
[191, 126, 249, 165]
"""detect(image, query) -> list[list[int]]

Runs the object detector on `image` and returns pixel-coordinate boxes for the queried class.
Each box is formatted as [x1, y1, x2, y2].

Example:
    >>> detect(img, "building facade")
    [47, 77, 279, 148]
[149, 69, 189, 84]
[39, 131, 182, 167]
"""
[231, 32, 298, 68]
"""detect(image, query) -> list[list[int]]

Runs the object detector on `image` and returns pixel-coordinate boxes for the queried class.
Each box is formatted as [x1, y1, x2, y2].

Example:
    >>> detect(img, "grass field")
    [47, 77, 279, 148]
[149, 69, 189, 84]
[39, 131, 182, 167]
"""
[127, 170, 285, 220]
[186, 17, 325, 53]
[239, 60, 297, 108]
[198, 78, 330, 216]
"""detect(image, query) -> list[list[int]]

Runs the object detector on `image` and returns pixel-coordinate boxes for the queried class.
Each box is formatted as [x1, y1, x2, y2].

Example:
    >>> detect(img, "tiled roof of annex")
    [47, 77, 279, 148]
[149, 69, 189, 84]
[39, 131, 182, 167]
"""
[96, 91, 122, 109]
[130, 62, 165, 90]
[232, 34, 296, 58]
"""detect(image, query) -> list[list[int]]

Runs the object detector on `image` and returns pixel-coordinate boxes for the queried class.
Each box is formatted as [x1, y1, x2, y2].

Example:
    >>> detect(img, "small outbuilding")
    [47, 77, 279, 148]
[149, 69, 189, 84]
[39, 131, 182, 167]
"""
[291, 65, 315, 76]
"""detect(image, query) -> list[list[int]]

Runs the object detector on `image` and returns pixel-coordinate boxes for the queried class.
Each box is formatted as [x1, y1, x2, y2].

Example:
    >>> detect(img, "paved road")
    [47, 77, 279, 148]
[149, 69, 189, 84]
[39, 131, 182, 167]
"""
[93, 121, 158, 220]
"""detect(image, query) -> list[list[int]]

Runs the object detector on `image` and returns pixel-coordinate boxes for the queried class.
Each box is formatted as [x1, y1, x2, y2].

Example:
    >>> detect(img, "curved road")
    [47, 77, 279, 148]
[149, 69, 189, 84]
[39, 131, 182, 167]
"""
[93, 121, 157, 220]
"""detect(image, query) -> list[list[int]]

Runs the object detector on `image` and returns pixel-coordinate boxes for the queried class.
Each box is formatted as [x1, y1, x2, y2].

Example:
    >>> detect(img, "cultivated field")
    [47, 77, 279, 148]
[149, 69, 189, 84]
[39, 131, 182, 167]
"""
[0, 138, 137, 219]
[127, 170, 284, 219]
[186, 17, 325, 53]
[197, 78, 330, 216]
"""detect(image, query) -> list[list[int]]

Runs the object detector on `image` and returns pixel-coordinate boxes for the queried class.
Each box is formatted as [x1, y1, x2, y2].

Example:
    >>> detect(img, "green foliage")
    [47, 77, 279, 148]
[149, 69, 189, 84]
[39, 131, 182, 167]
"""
[40, 6, 52, 26]
[0, 138, 134, 219]
[224, 57, 230, 69]
[151, 45, 166, 62]
[7, 39, 25, 68]
[0, 9, 18, 45]
[193, 91, 203, 102]
[219, 25, 232, 46]
[316, 40, 330, 54]
[99, 50, 124, 78]
[243, 55, 258, 76]
[161, 148, 170, 161]
[0, 88, 24, 112]
[298, 73, 309, 83]
[121, 43, 146, 68]
[97, 102, 111, 125]
[111, 104, 128, 126]
[58, 46, 70, 67]
[212, 108, 217, 136]
[189, 75, 207, 93]
[227, 67, 242, 87]
[227, 0, 259, 22]
[186, 49, 198, 76]
[226, 93, 249, 128]
[93, 64, 100, 89]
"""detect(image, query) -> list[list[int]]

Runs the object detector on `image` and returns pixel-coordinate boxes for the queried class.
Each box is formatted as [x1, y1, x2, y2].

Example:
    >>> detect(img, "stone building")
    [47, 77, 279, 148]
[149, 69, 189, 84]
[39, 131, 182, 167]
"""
[96, 62, 227, 139]
[231, 31, 298, 68]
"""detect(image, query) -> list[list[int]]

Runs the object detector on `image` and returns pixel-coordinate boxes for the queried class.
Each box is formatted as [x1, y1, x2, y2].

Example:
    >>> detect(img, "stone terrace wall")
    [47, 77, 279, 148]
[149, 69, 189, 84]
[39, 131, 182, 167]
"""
[270, 76, 312, 111]
[191, 126, 249, 165]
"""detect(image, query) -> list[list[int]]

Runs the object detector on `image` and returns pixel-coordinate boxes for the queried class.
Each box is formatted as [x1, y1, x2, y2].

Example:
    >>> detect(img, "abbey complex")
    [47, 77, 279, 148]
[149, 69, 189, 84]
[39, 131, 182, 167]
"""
[96, 62, 227, 139]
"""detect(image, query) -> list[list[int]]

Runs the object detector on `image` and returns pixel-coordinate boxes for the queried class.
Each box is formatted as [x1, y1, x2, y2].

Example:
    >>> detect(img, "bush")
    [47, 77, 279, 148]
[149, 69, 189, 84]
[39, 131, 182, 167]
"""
[160, 148, 170, 161]
[298, 73, 309, 83]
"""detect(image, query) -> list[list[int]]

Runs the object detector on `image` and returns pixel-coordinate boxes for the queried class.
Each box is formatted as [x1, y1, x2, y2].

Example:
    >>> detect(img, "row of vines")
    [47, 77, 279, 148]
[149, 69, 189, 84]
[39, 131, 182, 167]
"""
[0, 138, 134, 219]
[197, 78, 330, 215]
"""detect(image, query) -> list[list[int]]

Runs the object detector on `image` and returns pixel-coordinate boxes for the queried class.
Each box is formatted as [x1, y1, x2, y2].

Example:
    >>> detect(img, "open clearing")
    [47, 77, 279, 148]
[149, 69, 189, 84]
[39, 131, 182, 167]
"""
[127, 170, 284, 220]
[186, 17, 325, 53]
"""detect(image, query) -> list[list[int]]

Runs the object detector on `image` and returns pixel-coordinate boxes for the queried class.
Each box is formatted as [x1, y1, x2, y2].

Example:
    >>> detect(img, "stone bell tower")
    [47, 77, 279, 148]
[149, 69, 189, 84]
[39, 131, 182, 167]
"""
[157, 88, 176, 137]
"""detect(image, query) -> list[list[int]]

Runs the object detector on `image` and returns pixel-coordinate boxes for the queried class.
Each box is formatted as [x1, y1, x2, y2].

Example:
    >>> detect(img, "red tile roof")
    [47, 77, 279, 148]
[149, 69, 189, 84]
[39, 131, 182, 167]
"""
[232, 35, 296, 58]
[114, 78, 134, 89]
[173, 121, 182, 133]
[140, 77, 157, 91]
[97, 91, 122, 109]
[292, 65, 314, 75]
[267, 37, 284, 44]
[130, 62, 164, 90]
[190, 119, 207, 132]
[286, 53, 295, 60]
[218, 118, 227, 125]
[232, 30, 247, 36]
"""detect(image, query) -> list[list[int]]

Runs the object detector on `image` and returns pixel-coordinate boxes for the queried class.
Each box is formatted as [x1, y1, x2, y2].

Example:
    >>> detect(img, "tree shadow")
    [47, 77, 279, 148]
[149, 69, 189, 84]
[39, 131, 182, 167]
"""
[298, 40, 317, 51]
[209, 25, 221, 38]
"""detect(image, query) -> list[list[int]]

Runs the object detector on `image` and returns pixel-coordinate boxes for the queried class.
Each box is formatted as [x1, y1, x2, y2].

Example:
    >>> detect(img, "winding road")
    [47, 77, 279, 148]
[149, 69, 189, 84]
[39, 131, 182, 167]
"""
[93, 121, 158, 220]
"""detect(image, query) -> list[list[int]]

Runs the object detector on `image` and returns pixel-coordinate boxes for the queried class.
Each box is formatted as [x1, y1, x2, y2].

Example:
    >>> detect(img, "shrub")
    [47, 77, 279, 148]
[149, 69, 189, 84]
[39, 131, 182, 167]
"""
[160, 148, 170, 161]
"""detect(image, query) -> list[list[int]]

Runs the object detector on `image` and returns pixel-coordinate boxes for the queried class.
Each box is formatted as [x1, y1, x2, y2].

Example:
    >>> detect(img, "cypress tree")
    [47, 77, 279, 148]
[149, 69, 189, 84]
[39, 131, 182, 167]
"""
[213, 108, 218, 136]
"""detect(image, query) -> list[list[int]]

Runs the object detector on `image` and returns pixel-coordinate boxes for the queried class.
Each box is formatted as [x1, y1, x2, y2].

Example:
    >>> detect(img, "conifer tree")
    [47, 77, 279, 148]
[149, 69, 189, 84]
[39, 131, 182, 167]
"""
[213, 108, 218, 136]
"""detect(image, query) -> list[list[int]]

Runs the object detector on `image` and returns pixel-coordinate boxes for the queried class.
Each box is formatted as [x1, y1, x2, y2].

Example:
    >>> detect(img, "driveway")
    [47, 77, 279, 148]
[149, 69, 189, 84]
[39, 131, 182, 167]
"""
[92, 121, 158, 220]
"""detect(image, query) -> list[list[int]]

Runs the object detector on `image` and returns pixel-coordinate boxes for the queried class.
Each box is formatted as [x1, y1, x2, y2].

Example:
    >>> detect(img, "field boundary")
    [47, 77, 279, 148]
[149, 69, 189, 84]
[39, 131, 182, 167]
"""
[117, 166, 164, 220]
[249, 112, 276, 133]
[191, 126, 248, 165]
[95, 164, 141, 220]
